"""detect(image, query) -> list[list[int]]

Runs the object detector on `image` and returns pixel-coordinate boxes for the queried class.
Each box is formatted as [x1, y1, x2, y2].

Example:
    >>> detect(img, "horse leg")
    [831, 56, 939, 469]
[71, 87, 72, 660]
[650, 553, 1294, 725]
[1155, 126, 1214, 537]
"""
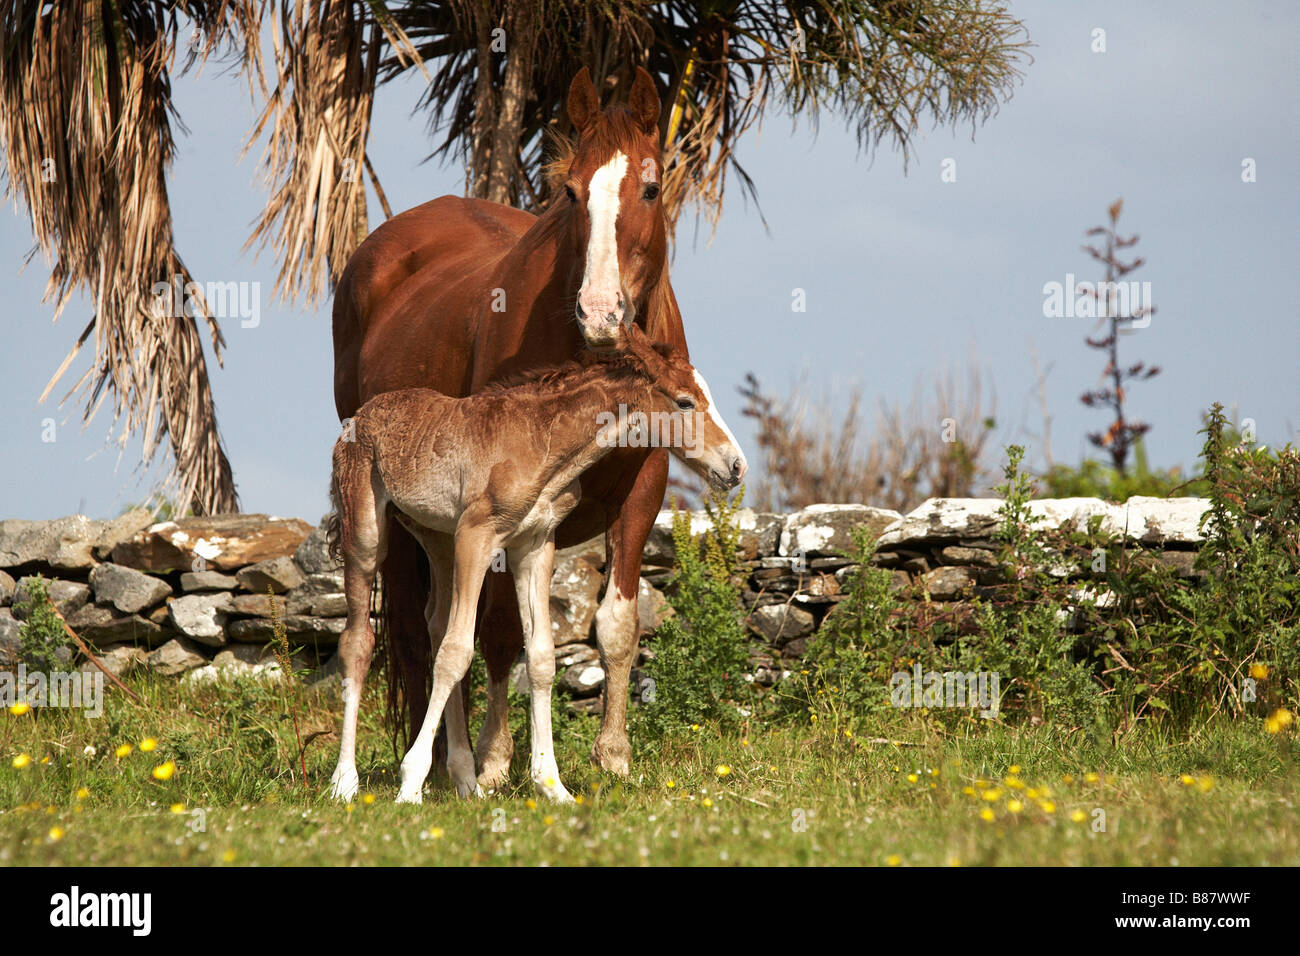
[474, 570, 520, 790]
[396, 522, 497, 804]
[510, 536, 573, 803]
[592, 450, 668, 776]
[412, 528, 482, 798]
[330, 472, 387, 802]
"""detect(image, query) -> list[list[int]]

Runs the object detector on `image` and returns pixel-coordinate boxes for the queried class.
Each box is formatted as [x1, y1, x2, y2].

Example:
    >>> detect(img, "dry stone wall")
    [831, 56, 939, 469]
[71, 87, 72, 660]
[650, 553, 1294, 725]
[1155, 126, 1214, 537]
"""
[0, 498, 1209, 705]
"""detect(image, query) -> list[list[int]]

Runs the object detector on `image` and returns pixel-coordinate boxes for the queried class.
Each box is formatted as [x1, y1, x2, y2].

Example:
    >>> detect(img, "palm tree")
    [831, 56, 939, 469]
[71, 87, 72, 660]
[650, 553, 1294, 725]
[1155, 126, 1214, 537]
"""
[2, 0, 1029, 514]
[0, 0, 264, 514]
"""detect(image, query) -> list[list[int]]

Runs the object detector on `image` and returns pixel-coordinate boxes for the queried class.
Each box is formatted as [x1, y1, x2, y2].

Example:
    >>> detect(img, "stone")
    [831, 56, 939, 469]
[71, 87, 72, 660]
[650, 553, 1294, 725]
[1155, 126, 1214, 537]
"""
[939, 545, 999, 568]
[231, 593, 288, 618]
[549, 551, 603, 647]
[1124, 498, 1209, 545]
[0, 608, 21, 665]
[645, 508, 784, 567]
[110, 514, 314, 572]
[1155, 549, 1200, 577]
[779, 504, 904, 559]
[227, 615, 345, 645]
[89, 563, 172, 614]
[746, 603, 815, 646]
[285, 575, 348, 617]
[179, 570, 240, 592]
[567, 698, 603, 716]
[555, 534, 605, 570]
[877, 497, 1209, 549]
[12, 577, 91, 618]
[236, 556, 305, 594]
[92, 509, 155, 559]
[293, 522, 342, 575]
[556, 644, 600, 669]
[780, 637, 809, 659]
[922, 566, 975, 600]
[79, 644, 147, 679]
[65, 604, 167, 648]
[147, 637, 209, 676]
[559, 662, 606, 697]
[637, 577, 671, 637]
[215, 644, 275, 666]
[0, 569, 14, 606]
[0, 516, 106, 571]
[167, 593, 234, 646]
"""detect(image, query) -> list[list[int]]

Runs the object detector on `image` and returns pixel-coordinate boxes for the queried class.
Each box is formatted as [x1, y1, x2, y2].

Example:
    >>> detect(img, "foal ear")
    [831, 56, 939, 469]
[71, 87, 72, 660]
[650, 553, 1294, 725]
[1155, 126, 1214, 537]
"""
[568, 67, 601, 133]
[628, 67, 661, 136]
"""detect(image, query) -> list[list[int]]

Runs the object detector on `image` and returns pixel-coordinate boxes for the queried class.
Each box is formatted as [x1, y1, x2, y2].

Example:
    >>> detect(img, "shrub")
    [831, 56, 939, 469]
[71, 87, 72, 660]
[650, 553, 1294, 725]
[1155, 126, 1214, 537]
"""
[15, 576, 68, 673]
[633, 490, 753, 740]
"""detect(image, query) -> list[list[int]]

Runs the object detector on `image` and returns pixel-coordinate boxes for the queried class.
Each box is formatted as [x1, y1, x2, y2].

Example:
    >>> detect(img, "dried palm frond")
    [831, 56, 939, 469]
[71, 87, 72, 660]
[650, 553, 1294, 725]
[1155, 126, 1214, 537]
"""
[0, 0, 262, 514]
[375, 0, 1030, 237]
[246, 0, 424, 305]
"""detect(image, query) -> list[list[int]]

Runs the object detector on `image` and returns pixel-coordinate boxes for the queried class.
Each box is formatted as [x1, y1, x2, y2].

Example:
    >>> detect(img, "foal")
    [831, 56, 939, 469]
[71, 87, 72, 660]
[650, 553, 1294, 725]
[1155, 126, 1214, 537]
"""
[326, 327, 746, 804]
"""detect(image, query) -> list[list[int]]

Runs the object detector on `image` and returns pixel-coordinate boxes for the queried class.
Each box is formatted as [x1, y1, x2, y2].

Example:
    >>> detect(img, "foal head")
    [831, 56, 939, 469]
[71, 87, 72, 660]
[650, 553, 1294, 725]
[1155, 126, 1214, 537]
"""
[614, 326, 748, 491]
[557, 67, 668, 350]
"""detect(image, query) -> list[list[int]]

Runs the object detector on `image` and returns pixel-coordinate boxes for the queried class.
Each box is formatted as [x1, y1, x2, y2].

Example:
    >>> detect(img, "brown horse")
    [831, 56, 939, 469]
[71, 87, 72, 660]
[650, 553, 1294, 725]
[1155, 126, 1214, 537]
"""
[332, 66, 698, 787]
[327, 325, 745, 804]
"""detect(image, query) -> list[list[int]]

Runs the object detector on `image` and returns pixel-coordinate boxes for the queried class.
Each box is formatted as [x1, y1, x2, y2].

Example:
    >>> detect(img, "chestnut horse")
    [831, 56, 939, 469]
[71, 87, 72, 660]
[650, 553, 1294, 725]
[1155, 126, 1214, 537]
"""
[332, 67, 694, 787]
[327, 325, 746, 804]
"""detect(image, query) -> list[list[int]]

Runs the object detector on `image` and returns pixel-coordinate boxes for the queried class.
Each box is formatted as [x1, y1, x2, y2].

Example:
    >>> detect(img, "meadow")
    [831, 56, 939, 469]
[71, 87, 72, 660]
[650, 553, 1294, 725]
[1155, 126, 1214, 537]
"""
[2, 670, 1296, 867]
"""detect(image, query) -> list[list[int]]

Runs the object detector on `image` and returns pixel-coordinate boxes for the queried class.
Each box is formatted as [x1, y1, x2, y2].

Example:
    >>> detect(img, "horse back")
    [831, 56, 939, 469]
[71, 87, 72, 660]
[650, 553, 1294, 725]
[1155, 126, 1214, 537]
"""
[332, 197, 538, 419]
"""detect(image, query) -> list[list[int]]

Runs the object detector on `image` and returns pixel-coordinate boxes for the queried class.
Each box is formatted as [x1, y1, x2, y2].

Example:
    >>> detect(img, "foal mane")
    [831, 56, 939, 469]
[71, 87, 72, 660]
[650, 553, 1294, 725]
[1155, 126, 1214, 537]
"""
[480, 342, 677, 398]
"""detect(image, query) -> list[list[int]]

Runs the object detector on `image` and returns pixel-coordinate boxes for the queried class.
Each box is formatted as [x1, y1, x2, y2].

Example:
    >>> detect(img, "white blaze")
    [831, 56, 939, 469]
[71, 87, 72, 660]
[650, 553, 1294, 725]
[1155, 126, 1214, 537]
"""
[581, 152, 629, 316]
[693, 368, 743, 452]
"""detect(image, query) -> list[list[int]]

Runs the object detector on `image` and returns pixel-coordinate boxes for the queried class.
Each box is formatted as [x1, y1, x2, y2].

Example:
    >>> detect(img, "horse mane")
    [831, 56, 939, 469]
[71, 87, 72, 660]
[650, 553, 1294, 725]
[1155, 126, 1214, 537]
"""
[544, 106, 647, 188]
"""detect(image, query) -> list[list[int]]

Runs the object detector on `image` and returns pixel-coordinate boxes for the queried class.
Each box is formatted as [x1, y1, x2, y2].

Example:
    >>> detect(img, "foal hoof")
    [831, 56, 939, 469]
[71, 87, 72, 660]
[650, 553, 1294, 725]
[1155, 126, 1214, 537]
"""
[394, 787, 424, 805]
[329, 766, 359, 803]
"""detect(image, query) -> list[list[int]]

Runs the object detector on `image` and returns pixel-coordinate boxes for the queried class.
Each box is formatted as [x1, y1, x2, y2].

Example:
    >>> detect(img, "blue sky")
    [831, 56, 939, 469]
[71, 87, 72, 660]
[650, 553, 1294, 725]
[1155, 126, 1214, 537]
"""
[2, 0, 1297, 520]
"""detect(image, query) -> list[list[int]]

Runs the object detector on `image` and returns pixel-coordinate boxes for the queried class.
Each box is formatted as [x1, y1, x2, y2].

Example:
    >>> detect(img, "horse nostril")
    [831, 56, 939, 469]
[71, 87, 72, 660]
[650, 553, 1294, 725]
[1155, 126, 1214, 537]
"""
[605, 312, 620, 326]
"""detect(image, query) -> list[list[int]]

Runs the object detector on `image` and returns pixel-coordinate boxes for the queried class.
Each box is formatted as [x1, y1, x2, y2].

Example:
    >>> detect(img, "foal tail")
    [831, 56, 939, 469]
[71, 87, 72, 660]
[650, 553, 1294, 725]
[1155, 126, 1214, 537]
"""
[327, 424, 370, 564]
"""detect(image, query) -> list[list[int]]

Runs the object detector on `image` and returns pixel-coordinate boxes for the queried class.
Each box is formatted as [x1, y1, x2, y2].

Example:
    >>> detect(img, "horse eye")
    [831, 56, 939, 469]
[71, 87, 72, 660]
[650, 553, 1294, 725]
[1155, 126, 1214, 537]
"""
[643, 183, 660, 201]
[675, 396, 695, 411]
[564, 184, 577, 203]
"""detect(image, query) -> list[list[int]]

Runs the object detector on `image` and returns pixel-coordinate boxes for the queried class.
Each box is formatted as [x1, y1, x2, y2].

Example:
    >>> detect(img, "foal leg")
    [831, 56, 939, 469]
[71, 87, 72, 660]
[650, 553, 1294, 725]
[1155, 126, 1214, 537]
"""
[511, 537, 573, 804]
[396, 522, 497, 804]
[330, 478, 387, 802]
[413, 529, 482, 798]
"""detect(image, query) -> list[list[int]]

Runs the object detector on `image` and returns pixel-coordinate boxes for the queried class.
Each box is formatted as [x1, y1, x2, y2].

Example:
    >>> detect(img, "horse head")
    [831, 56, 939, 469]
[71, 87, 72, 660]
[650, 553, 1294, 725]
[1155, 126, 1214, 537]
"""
[559, 66, 668, 350]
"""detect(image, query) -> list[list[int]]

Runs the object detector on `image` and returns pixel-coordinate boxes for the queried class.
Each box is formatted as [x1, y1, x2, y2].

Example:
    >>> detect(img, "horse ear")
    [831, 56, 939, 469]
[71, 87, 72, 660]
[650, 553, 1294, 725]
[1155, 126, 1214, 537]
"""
[568, 67, 600, 132]
[628, 67, 660, 136]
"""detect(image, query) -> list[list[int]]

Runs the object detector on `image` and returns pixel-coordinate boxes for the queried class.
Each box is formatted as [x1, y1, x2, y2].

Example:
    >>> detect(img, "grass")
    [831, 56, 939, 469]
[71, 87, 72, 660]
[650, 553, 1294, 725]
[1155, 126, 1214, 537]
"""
[2, 671, 1297, 866]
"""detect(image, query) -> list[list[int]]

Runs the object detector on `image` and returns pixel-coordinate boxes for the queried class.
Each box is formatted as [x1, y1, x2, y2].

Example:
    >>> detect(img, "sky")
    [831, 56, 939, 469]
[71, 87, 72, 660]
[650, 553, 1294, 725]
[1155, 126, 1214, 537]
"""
[2, 0, 1297, 521]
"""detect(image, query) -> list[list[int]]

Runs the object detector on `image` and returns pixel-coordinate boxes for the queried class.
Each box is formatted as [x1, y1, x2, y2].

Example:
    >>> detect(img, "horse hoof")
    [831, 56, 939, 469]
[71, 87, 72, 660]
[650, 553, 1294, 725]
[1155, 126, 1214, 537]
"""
[394, 788, 424, 805]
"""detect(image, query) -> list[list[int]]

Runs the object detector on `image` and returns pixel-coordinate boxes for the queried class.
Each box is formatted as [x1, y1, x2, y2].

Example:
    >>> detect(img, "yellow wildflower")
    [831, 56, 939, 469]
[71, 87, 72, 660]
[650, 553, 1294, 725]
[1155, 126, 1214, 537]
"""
[152, 760, 176, 781]
[12, 753, 32, 769]
[114, 743, 132, 759]
[139, 738, 158, 753]
[8, 702, 31, 716]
